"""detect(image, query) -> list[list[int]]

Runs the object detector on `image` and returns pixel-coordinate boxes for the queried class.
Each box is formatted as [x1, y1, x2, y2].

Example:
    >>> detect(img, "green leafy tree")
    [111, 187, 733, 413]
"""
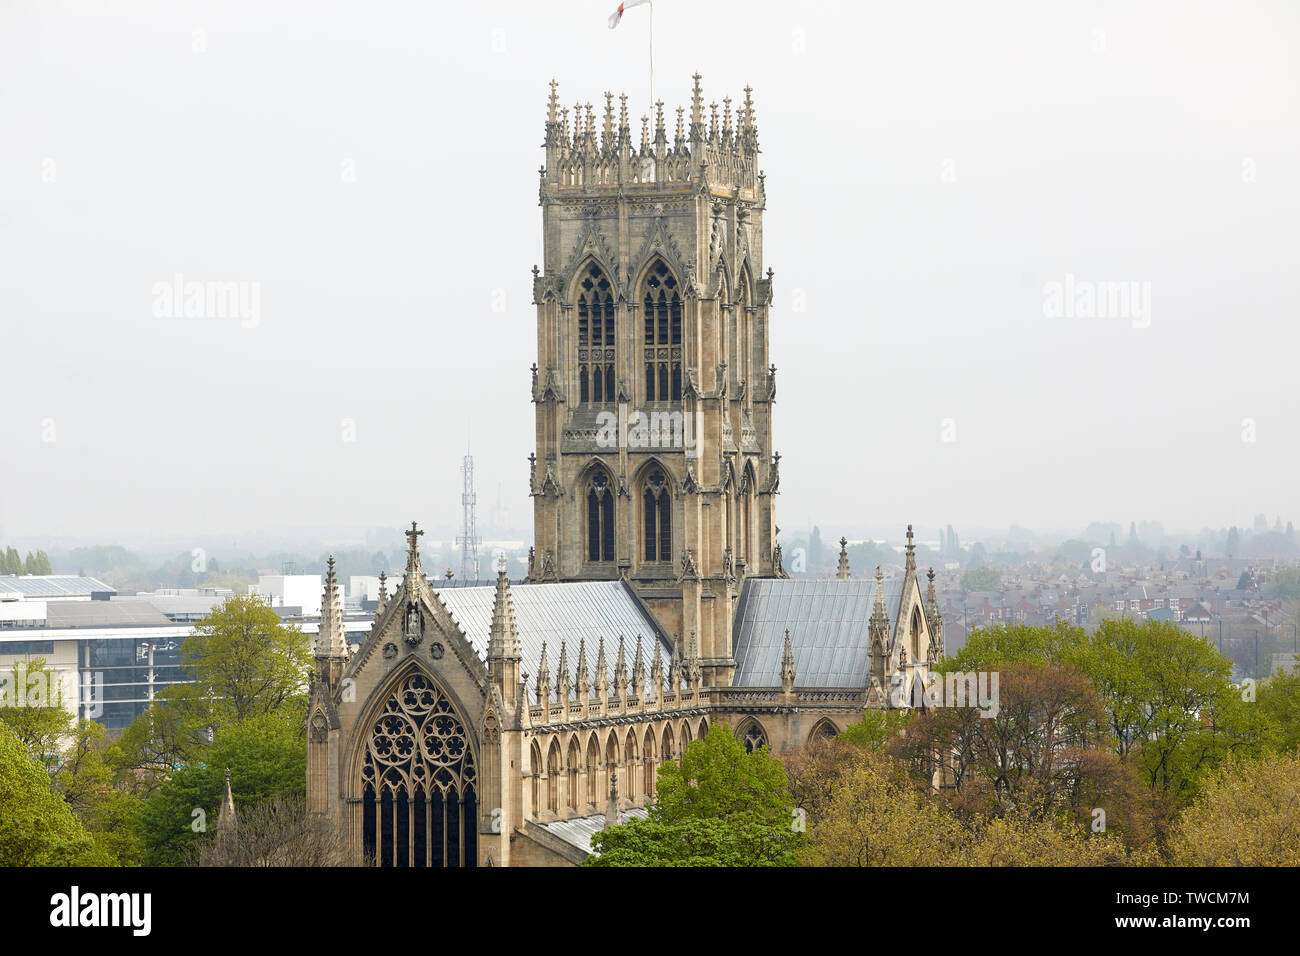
[1257, 669, 1300, 753]
[178, 594, 311, 726]
[0, 657, 74, 774]
[136, 708, 306, 866]
[653, 722, 793, 826]
[588, 723, 800, 866]
[1170, 750, 1300, 865]
[0, 721, 113, 865]
[836, 709, 913, 750]
[800, 749, 965, 866]
[589, 812, 798, 867]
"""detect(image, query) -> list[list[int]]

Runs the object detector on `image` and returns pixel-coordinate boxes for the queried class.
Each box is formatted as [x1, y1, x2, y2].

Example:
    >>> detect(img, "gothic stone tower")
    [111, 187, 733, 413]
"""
[529, 75, 780, 686]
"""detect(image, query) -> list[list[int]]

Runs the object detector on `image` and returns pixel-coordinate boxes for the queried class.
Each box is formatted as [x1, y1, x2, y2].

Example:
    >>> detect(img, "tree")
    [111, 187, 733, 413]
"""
[1271, 568, 1300, 602]
[192, 795, 355, 867]
[893, 663, 1152, 844]
[588, 812, 799, 867]
[960, 566, 1000, 592]
[799, 749, 965, 866]
[1226, 527, 1241, 557]
[1257, 668, 1300, 753]
[136, 708, 306, 866]
[588, 723, 800, 866]
[0, 657, 74, 774]
[653, 722, 793, 826]
[960, 807, 1141, 866]
[0, 721, 112, 866]
[1236, 570, 1253, 590]
[178, 594, 311, 726]
[1170, 750, 1300, 865]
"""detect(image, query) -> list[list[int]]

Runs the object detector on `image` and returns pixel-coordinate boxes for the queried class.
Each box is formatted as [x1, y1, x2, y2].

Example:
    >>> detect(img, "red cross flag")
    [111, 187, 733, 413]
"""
[608, 0, 651, 29]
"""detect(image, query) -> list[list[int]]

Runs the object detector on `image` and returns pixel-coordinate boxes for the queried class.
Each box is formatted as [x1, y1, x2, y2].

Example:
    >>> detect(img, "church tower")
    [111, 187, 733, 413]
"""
[529, 74, 779, 685]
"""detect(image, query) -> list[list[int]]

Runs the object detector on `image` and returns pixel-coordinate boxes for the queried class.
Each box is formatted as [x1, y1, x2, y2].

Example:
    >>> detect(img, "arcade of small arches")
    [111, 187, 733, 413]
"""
[524, 714, 843, 820]
[526, 715, 709, 820]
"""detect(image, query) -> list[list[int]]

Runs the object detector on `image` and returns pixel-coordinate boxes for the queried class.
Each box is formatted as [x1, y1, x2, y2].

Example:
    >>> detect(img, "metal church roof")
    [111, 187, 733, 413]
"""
[538, 807, 650, 856]
[433, 580, 672, 697]
[731, 577, 904, 688]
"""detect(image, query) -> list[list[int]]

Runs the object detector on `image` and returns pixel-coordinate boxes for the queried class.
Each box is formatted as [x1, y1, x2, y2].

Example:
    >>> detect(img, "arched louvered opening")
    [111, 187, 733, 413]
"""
[642, 260, 682, 401]
[578, 263, 615, 404]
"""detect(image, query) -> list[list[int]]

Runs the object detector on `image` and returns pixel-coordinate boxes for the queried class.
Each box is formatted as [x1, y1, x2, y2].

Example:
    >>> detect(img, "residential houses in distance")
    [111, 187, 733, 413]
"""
[791, 546, 1299, 680]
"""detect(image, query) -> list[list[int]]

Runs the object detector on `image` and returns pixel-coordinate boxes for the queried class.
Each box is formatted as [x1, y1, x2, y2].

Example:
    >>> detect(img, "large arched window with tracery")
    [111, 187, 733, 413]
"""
[578, 264, 615, 404]
[642, 261, 682, 401]
[642, 467, 671, 562]
[586, 469, 615, 563]
[361, 672, 477, 868]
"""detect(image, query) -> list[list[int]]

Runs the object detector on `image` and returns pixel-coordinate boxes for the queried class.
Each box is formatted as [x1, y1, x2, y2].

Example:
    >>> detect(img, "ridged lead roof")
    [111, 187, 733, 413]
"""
[434, 580, 672, 697]
[731, 578, 903, 688]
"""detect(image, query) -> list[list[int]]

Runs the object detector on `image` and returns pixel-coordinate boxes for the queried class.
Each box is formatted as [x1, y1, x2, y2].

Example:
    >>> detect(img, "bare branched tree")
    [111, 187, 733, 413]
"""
[188, 796, 362, 867]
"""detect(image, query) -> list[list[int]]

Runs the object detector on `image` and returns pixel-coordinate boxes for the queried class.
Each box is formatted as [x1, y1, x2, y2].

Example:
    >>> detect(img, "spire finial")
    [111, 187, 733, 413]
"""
[603, 91, 616, 149]
[837, 537, 851, 580]
[690, 72, 705, 141]
[547, 78, 559, 123]
[781, 629, 796, 692]
[487, 558, 520, 661]
[905, 524, 916, 573]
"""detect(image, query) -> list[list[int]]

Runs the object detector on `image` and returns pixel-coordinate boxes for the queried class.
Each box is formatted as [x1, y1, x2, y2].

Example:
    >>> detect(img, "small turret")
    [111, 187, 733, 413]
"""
[781, 629, 796, 694]
[487, 555, 522, 704]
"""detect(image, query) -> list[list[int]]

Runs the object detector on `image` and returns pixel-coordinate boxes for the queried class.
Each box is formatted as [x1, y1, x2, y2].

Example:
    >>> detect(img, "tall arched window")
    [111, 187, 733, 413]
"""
[586, 469, 615, 563]
[578, 264, 615, 404]
[642, 467, 671, 562]
[361, 671, 477, 868]
[642, 261, 682, 401]
[910, 608, 922, 662]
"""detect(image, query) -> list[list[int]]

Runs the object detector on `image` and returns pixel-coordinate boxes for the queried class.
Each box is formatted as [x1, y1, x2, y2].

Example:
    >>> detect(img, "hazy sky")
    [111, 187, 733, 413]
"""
[1, 0, 1297, 549]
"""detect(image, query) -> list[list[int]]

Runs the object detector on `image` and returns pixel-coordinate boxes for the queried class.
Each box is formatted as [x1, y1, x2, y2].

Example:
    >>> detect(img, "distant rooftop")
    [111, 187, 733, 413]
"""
[0, 575, 115, 600]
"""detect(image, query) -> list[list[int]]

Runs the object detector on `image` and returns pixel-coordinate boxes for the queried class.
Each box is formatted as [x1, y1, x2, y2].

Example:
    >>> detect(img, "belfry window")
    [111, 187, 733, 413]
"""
[587, 471, 615, 563]
[642, 468, 671, 562]
[578, 264, 615, 404]
[642, 261, 682, 401]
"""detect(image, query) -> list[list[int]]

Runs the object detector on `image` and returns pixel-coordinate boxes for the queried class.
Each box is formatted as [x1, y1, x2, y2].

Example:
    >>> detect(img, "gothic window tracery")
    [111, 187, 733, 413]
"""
[739, 719, 769, 754]
[642, 467, 671, 562]
[586, 469, 615, 563]
[642, 261, 682, 401]
[361, 671, 477, 868]
[578, 264, 615, 404]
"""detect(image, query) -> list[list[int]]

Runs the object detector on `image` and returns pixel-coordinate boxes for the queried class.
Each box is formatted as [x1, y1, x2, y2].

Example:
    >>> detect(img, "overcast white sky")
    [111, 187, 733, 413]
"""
[1, 0, 1296, 549]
